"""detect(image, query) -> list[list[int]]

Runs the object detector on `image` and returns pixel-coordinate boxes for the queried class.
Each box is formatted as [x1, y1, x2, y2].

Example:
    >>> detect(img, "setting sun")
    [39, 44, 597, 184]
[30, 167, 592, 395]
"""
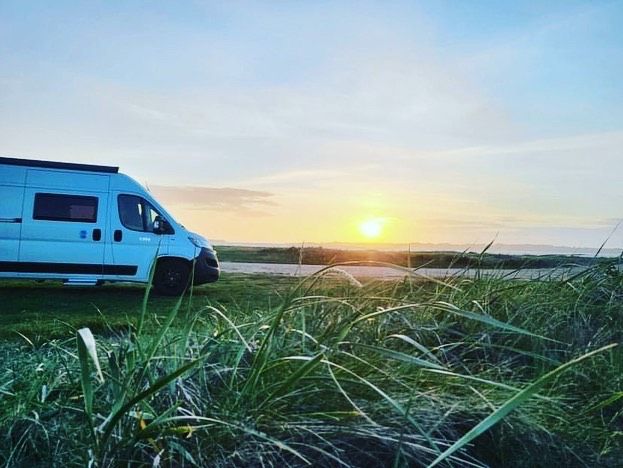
[359, 218, 385, 239]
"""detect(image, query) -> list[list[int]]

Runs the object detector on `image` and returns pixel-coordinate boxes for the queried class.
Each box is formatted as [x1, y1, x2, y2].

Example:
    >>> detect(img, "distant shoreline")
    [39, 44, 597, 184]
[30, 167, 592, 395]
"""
[215, 245, 621, 269]
[212, 241, 623, 257]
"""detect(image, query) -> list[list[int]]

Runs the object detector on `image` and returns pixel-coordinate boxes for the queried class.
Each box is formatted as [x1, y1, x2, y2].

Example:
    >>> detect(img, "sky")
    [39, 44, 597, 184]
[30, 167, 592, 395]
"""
[1, 0, 622, 248]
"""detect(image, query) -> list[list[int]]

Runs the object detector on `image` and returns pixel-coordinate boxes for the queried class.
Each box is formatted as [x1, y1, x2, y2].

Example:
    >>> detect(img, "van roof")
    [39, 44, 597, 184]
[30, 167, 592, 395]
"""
[0, 157, 119, 174]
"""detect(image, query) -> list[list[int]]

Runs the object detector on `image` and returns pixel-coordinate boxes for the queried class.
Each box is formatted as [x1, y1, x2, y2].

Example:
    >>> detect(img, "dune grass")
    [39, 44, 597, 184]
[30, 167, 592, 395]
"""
[0, 264, 622, 467]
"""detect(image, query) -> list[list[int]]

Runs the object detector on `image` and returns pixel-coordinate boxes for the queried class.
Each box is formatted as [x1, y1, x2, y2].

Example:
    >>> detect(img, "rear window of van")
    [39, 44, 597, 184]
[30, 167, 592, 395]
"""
[33, 193, 98, 223]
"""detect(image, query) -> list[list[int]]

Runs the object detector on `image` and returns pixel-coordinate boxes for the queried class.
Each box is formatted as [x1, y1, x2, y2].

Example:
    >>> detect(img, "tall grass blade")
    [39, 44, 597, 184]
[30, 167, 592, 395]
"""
[77, 328, 104, 383]
[260, 353, 324, 407]
[432, 302, 556, 341]
[76, 327, 103, 451]
[428, 343, 618, 468]
[138, 245, 160, 337]
[347, 342, 446, 370]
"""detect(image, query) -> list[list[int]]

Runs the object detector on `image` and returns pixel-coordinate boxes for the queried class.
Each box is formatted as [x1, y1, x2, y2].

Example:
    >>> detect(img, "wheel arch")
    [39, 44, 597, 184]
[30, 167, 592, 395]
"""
[155, 255, 193, 267]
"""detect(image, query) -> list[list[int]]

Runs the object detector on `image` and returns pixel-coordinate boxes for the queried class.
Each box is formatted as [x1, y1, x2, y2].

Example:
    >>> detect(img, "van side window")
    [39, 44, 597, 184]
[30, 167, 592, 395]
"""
[118, 194, 170, 233]
[33, 193, 98, 223]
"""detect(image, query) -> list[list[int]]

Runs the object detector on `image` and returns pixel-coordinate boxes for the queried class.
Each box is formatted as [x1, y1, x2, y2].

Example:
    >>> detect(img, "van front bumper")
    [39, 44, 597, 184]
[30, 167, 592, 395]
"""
[193, 248, 220, 284]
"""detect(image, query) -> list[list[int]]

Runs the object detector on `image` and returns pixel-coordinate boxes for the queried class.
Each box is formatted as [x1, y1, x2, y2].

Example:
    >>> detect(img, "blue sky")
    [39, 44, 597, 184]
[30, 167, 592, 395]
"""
[1, 1, 622, 247]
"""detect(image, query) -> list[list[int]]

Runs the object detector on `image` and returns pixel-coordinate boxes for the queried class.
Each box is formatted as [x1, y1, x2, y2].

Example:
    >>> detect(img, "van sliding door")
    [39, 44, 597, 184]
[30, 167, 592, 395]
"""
[16, 169, 110, 276]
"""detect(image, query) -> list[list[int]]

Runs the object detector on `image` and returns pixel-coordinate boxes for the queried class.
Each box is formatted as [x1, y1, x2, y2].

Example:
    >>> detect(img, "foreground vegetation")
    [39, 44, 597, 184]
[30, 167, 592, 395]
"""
[215, 245, 620, 269]
[0, 265, 622, 466]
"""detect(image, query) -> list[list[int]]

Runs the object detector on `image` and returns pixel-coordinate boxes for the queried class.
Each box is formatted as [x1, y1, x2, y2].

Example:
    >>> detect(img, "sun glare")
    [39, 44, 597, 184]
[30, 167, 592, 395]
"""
[359, 218, 384, 239]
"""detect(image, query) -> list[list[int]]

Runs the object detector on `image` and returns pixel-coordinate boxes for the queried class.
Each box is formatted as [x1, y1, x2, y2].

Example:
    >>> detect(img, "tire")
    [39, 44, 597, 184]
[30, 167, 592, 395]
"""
[153, 259, 191, 296]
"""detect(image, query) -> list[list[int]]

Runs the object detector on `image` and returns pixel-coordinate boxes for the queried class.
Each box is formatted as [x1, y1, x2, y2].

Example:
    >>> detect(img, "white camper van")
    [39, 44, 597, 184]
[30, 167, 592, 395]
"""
[0, 157, 219, 295]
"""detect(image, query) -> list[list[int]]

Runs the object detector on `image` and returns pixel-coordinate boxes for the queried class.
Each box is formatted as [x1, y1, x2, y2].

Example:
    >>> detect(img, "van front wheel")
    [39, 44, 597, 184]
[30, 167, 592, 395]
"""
[154, 259, 190, 296]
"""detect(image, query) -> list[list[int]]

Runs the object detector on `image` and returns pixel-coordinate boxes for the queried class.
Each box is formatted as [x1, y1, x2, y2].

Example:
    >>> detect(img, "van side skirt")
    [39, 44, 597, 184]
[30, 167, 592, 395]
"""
[0, 262, 137, 275]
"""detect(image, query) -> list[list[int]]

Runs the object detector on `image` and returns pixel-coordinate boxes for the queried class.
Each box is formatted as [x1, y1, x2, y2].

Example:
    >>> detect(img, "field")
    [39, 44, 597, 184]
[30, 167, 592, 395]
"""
[1, 265, 622, 467]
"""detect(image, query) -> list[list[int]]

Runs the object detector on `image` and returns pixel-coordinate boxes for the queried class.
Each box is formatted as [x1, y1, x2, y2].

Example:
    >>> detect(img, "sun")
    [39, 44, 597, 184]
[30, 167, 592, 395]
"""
[359, 218, 384, 239]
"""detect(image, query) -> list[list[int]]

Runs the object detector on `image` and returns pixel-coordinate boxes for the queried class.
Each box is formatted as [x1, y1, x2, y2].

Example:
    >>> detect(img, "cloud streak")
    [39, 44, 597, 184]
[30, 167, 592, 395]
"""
[150, 185, 276, 216]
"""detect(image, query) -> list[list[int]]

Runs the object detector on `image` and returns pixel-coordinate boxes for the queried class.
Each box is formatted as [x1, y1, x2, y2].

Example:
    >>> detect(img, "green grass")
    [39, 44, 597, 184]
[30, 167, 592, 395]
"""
[0, 274, 296, 340]
[0, 265, 622, 467]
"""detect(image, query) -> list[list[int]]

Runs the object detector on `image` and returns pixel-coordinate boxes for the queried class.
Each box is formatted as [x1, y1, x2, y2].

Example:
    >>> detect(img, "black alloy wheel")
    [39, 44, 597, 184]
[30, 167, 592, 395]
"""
[154, 259, 191, 296]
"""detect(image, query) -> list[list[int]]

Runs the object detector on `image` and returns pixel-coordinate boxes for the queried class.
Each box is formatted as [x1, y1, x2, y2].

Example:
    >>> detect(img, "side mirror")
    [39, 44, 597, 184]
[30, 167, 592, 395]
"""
[153, 216, 170, 235]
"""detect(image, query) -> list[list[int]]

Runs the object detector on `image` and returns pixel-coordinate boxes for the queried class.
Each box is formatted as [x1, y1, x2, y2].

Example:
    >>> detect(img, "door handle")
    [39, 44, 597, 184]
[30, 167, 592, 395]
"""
[114, 230, 122, 242]
[92, 228, 102, 241]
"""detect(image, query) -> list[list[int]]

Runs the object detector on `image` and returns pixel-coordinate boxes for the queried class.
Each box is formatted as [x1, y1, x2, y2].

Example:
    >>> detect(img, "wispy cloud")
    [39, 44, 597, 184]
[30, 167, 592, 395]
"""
[149, 185, 276, 216]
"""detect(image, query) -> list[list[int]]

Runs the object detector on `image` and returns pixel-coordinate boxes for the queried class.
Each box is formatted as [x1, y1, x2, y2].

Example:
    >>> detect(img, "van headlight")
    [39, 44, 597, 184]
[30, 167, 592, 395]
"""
[188, 236, 203, 248]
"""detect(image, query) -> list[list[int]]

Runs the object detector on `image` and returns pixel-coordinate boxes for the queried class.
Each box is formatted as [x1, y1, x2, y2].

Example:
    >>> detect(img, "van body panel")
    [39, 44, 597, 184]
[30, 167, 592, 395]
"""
[26, 169, 110, 192]
[0, 165, 26, 185]
[0, 185, 25, 262]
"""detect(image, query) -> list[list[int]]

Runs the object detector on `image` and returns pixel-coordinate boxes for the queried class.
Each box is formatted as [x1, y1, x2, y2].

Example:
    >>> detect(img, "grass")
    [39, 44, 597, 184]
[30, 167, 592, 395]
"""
[0, 274, 296, 340]
[0, 264, 622, 467]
